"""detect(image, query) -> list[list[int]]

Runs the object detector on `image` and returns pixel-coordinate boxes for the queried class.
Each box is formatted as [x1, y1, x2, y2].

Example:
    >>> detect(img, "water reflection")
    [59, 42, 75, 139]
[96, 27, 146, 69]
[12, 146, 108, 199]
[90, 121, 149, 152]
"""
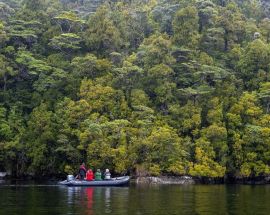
[104, 188, 112, 214]
[63, 186, 129, 215]
[1, 184, 270, 215]
[85, 188, 94, 215]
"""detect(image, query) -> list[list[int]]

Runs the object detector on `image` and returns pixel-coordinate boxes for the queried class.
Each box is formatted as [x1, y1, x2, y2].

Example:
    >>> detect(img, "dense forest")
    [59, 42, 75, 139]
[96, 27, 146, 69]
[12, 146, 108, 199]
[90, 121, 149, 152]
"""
[0, 0, 270, 178]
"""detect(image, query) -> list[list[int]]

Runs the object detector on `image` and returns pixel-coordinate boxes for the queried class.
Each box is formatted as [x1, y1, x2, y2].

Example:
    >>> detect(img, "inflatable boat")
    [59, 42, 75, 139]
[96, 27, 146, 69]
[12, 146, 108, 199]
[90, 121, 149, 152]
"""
[59, 175, 130, 186]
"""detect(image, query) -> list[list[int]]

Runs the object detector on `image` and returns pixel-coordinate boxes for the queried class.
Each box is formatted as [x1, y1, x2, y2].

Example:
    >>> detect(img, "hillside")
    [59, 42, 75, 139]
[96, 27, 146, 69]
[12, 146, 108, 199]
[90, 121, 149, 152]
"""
[0, 0, 270, 179]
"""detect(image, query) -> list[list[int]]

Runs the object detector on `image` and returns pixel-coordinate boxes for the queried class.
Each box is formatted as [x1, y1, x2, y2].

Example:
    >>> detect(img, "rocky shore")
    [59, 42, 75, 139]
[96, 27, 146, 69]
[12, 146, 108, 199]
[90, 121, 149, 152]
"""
[228, 176, 270, 185]
[135, 176, 270, 185]
[135, 176, 196, 185]
[2, 173, 270, 185]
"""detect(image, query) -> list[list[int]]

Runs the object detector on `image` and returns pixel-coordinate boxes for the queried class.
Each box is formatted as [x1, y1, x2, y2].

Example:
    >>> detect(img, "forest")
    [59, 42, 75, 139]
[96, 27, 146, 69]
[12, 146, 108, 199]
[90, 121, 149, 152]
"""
[0, 0, 270, 179]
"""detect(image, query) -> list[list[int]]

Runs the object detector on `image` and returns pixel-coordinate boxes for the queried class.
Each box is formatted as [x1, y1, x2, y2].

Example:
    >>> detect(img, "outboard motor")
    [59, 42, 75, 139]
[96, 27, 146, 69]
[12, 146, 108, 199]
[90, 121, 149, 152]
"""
[67, 175, 75, 182]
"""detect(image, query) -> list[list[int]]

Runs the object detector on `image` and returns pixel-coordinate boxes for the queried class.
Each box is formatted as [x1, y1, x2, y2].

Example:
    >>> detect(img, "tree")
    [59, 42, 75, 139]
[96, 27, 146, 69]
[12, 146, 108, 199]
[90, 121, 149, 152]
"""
[79, 79, 128, 119]
[53, 11, 84, 33]
[259, 18, 270, 43]
[1, 106, 26, 176]
[112, 59, 143, 107]
[241, 0, 263, 20]
[8, 20, 42, 48]
[23, 0, 46, 11]
[238, 39, 270, 89]
[0, 22, 7, 46]
[49, 33, 81, 54]
[200, 27, 225, 56]
[139, 124, 189, 175]
[172, 6, 200, 48]
[0, 2, 14, 21]
[139, 33, 175, 69]
[71, 54, 112, 79]
[23, 103, 57, 175]
[189, 137, 226, 177]
[217, 3, 246, 51]
[84, 6, 122, 54]
[15, 50, 52, 76]
[232, 124, 270, 177]
[144, 64, 176, 110]
[86, 119, 131, 173]
[0, 55, 14, 91]
[196, 0, 218, 32]
[168, 101, 201, 136]
[258, 82, 270, 113]
[150, 2, 180, 34]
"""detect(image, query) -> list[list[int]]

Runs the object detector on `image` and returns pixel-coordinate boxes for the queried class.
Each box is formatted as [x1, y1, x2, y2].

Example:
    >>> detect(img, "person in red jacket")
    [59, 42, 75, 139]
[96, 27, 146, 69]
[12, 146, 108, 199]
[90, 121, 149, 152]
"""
[86, 169, 94, 181]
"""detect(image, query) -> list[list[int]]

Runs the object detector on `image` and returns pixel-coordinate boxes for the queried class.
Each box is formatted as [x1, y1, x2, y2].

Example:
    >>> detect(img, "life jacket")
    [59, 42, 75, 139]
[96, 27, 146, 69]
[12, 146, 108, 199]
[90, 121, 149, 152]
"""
[86, 170, 94, 181]
[79, 165, 87, 179]
[104, 172, 111, 180]
[80, 165, 86, 173]
[95, 171, 102, 180]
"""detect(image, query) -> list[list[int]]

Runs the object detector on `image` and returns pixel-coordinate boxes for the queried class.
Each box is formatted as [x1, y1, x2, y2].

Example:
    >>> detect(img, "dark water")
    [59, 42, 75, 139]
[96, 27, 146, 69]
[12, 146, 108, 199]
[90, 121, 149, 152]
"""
[0, 183, 270, 215]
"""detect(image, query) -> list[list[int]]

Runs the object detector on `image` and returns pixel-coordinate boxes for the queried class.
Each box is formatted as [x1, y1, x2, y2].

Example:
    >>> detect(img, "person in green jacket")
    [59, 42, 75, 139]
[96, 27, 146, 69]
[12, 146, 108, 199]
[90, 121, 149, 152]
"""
[95, 169, 102, 180]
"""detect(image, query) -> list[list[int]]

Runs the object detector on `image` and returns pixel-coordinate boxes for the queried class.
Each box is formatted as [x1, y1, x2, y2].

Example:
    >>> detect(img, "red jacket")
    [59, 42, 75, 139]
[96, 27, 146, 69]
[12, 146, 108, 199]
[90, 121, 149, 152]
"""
[86, 170, 94, 181]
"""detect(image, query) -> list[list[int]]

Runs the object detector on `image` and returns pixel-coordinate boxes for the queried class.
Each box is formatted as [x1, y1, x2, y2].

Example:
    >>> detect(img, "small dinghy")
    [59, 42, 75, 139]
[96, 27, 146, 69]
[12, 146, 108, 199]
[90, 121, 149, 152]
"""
[59, 175, 130, 186]
[0, 172, 7, 178]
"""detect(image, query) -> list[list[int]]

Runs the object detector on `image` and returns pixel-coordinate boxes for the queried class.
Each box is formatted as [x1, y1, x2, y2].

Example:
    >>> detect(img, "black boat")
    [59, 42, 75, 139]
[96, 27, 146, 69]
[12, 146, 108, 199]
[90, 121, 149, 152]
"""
[59, 176, 130, 186]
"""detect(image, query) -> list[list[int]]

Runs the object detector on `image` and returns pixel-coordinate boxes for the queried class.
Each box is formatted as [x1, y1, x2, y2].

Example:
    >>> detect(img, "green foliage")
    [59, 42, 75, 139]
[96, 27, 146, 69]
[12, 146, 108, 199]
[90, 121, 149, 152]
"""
[7, 20, 42, 47]
[172, 6, 200, 48]
[216, 2, 246, 51]
[23, 0, 46, 11]
[54, 11, 84, 33]
[71, 54, 112, 79]
[15, 50, 52, 75]
[238, 39, 270, 89]
[0, 21, 8, 45]
[1, 0, 270, 179]
[84, 6, 122, 54]
[0, 55, 15, 91]
[139, 33, 175, 69]
[49, 33, 81, 53]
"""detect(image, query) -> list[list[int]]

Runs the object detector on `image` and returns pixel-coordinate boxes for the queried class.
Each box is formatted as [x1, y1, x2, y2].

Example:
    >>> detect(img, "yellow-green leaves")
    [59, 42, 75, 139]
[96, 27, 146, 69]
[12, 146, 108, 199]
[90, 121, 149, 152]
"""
[49, 33, 81, 53]
[54, 11, 84, 33]
[173, 6, 199, 48]
[71, 54, 112, 79]
[84, 6, 122, 54]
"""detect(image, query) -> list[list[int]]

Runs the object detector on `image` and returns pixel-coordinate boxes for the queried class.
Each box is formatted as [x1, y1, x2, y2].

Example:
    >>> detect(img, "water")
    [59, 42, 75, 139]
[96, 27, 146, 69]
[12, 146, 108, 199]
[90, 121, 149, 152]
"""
[0, 183, 270, 215]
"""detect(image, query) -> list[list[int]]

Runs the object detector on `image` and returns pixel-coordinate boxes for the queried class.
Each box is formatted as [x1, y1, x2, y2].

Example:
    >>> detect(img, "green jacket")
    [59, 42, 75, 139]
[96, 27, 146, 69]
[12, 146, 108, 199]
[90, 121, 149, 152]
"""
[95, 171, 102, 180]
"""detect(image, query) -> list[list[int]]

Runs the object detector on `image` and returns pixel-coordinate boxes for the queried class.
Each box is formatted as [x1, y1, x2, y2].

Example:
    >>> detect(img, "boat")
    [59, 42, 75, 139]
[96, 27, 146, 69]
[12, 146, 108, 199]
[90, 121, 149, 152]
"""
[59, 175, 130, 186]
[0, 172, 6, 178]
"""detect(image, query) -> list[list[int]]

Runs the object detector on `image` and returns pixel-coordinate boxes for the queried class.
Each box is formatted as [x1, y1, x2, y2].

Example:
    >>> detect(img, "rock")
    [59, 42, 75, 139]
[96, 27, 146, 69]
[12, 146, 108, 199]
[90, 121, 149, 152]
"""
[136, 176, 196, 185]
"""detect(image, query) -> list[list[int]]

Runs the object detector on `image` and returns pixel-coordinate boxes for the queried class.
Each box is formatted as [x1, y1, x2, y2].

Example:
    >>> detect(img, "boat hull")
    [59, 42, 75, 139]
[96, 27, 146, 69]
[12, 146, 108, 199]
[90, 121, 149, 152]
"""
[59, 176, 130, 186]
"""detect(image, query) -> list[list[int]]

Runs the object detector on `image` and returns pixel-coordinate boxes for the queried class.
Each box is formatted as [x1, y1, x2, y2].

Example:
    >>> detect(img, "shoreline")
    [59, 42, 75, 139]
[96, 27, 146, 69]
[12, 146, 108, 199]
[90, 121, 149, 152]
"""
[2, 175, 270, 185]
[135, 176, 270, 185]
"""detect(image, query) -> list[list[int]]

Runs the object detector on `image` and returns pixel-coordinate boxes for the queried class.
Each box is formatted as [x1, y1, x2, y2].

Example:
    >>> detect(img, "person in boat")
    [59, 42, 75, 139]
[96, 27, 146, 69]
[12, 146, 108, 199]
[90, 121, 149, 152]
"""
[78, 162, 87, 180]
[86, 169, 94, 181]
[104, 169, 111, 180]
[95, 169, 102, 181]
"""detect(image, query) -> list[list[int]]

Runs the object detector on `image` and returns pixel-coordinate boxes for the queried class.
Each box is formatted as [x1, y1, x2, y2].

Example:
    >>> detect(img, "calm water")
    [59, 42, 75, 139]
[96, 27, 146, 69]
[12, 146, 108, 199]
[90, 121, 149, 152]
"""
[0, 183, 270, 215]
